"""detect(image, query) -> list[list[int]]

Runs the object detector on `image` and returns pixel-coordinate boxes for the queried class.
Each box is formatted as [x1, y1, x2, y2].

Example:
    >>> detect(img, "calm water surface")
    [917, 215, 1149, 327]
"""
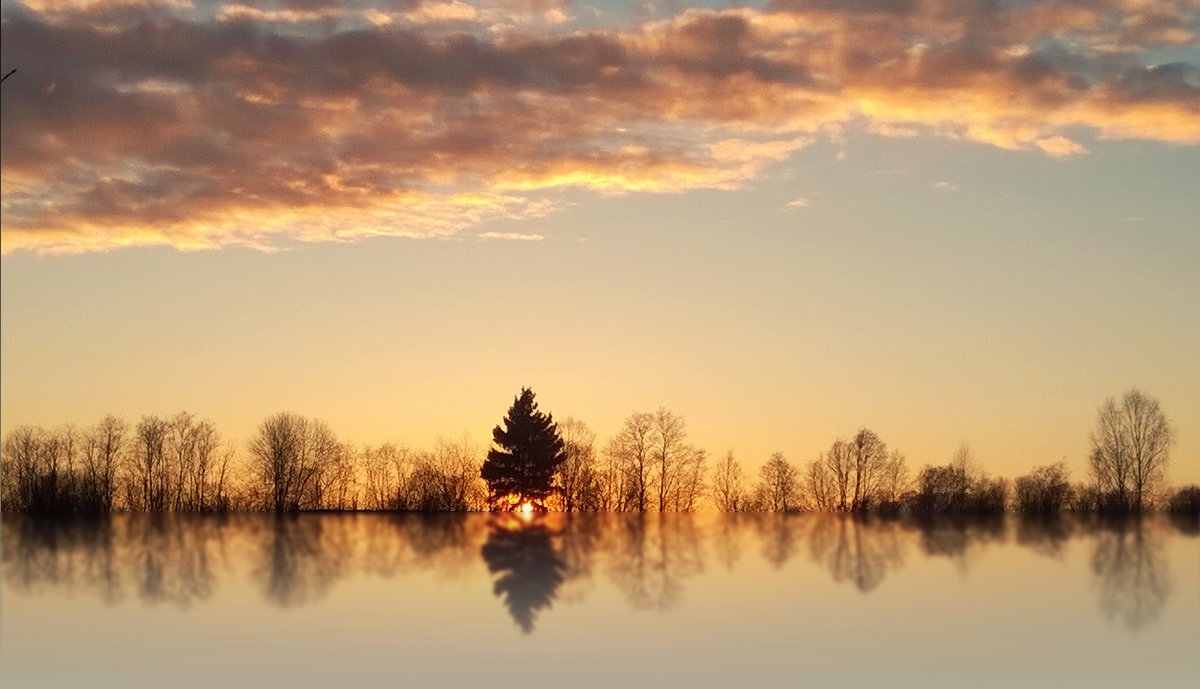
[2, 512, 1197, 688]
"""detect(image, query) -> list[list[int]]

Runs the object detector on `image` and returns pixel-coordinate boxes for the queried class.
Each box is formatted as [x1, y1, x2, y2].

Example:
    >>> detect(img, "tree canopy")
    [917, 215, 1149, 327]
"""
[481, 388, 566, 510]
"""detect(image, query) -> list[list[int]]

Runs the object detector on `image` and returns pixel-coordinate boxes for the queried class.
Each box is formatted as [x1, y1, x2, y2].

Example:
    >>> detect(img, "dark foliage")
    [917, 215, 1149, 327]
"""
[1166, 485, 1200, 515]
[911, 464, 1008, 514]
[1014, 463, 1073, 514]
[480, 388, 566, 510]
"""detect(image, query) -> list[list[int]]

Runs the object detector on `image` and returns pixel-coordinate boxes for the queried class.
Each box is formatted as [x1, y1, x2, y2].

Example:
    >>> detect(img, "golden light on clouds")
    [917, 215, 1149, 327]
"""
[2, 0, 1198, 253]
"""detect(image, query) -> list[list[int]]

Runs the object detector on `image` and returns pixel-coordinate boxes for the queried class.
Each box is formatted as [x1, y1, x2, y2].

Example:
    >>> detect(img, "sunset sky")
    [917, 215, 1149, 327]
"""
[2, 0, 1197, 485]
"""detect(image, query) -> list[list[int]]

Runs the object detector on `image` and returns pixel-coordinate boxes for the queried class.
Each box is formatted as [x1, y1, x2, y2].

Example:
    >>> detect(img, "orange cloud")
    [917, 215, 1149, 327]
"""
[1, 1, 1197, 253]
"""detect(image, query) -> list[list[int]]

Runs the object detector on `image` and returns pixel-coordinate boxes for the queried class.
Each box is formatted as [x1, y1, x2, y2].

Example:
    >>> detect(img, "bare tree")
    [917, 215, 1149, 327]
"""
[166, 412, 198, 510]
[878, 449, 911, 507]
[248, 412, 340, 512]
[607, 412, 655, 512]
[710, 451, 746, 512]
[2, 426, 47, 511]
[132, 416, 169, 511]
[594, 449, 631, 512]
[557, 417, 599, 512]
[758, 453, 800, 512]
[1015, 462, 1072, 514]
[824, 439, 855, 511]
[362, 443, 397, 510]
[850, 428, 888, 511]
[1089, 389, 1175, 512]
[805, 458, 836, 512]
[83, 416, 126, 512]
[651, 408, 687, 512]
[432, 434, 486, 511]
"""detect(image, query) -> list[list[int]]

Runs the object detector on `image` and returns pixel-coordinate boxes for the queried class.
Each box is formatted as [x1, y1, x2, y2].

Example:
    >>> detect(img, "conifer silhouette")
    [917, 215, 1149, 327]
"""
[481, 388, 567, 510]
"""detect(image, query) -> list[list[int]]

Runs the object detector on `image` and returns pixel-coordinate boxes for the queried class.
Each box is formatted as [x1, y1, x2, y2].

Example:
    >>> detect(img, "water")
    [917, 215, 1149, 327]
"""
[2, 512, 1197, 688]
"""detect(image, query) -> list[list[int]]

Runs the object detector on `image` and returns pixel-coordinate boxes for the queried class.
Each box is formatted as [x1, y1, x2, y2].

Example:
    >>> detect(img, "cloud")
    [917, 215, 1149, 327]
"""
[931, 181, 959, 191]
[786, 196, 810, 208]
[477, 231, 544, 240]
[2, 1, 1198, 253]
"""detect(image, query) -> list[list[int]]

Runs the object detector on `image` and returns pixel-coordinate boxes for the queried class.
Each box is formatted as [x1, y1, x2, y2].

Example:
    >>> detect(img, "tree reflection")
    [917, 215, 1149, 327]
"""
[359, 513, 483, 579]
[129, 514, 223, 607]
[253, 515, 351, 608]
[711, 513, 749, 572]
[1015, 515, 1076, 559]
[753, 513, 805, 570]
[1167, 512, 1199, 537]
[480, 512, 566, 633]
[808, 515, 906, 593]
[2, 515, 122, 602]
[606, 513, 703, 612]
[1, 514, 229, 607]
[911, 514, 1005, 576]
[1090, 517, 1170, 631]
[556, 513, 603, 604]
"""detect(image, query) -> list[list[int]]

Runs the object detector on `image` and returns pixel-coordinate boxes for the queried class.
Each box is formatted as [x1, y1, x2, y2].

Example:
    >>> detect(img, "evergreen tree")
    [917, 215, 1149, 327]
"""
[481, 388, 566, 510]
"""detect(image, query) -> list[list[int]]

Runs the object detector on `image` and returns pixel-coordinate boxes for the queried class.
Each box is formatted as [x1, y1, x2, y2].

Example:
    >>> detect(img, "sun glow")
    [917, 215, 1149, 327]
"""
[518, 501, 534, 513]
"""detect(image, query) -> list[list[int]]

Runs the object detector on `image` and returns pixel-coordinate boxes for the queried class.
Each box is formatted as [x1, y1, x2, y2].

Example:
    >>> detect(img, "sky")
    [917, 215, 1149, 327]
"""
[1, 0, 1198, 485]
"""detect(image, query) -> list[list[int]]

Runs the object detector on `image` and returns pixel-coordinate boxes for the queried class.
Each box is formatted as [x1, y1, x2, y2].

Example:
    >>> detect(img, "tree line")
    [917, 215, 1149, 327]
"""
[2, 388, 1194, 515]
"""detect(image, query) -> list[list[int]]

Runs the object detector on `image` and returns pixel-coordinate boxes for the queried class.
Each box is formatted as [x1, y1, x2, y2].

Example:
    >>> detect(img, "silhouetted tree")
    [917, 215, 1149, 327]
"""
[481, 389, 566, 510]
[1090, 389, 1175, 512]
[711, 451, 747, 512]
[758, 453, 800, 512]
[607, 411, 655, 511]
[915, 462, 1007, 513]
[81, 416, 126, 513]
[132, 416, 169, 511]
[1014, 462, 1072, 514]
[648, 408, 707, 512]
[805, 457, 837, 511]
[824, 439, 854, 510]
[850, 428, 888, 511]
[249, 412, 340, 513]
[877, 449, 911, 511]
[1166, 485, 1200, 516]
[915, 464, 970, 512]
[557, 417, 600, 511]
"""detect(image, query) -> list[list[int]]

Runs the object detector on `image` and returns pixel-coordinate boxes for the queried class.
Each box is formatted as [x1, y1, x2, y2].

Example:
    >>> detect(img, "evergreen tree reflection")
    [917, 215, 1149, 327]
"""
[481, 512, 566, 633]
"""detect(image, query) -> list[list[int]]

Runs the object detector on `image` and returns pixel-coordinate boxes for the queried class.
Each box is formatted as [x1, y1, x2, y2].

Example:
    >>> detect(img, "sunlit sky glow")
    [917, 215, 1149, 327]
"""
[2, 0, 1198, 484]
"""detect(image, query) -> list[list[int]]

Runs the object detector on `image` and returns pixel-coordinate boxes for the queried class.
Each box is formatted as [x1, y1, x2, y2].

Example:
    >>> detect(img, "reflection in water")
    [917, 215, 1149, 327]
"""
[255, 516, 349, 608]
[1, 514, 228, 608]
[754, 513, 804, 570]
[606, 514, 703, 612]
[915, 514, 1006, 560]
[1090, 517, 1171, 631]
[807, 515, 906, 593]
[480, 513, 567, 633]
[3, 512, 1194, 635]
[711, 513, 748, 571]
[1015, 515, 1076, 560]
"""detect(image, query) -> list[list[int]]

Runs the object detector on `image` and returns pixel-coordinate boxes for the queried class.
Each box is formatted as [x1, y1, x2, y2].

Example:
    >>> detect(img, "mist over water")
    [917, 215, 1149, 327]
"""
[3, 513, 1197, 687]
